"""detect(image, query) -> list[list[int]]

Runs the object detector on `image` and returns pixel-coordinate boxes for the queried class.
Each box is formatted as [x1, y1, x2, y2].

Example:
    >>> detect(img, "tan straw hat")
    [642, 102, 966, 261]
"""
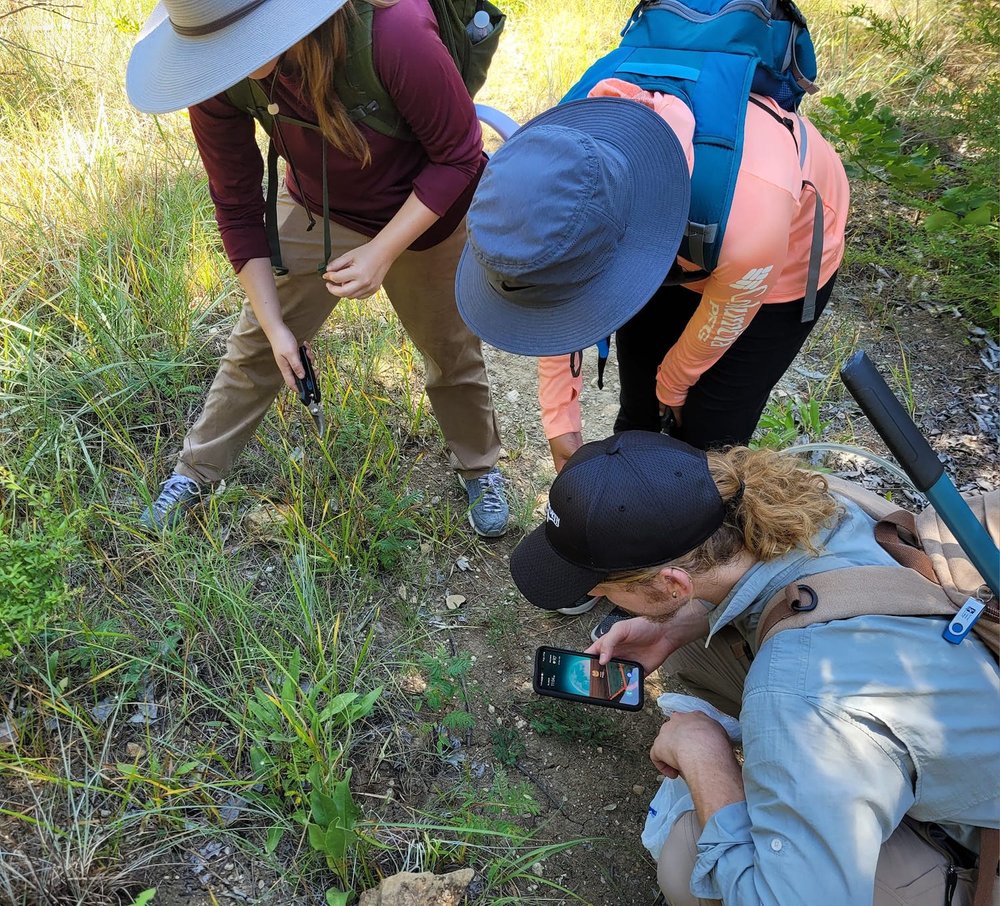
[126, 0, 348, 114]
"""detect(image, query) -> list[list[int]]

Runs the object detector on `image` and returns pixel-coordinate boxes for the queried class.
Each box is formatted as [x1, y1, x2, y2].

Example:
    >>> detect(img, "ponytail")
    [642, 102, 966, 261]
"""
[672, 447, 840, 574]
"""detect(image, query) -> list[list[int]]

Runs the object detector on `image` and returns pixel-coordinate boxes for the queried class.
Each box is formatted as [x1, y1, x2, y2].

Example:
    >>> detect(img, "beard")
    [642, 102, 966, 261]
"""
[636, 589, 691, 624]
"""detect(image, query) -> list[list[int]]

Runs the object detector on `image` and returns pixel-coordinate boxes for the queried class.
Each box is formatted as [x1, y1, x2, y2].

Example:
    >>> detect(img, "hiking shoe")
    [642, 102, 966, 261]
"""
[457, 467, 509, 538]
[590, 607, 633, 643]
[139, 473, 204, 532]
[557, 594, 601, 616]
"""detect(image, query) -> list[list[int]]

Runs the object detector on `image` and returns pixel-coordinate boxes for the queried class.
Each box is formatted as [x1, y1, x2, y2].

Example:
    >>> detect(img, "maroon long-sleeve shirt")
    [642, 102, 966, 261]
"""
[188, 0, 487, 272]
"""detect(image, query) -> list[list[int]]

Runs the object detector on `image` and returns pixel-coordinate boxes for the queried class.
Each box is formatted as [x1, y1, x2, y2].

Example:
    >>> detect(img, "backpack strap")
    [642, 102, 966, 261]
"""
[974, 827, 999, 906]
[746, 97, 823, 322]
[755, 565, 959, 652]
[334, 1, 414, 140]
[874, 509, 940, 584]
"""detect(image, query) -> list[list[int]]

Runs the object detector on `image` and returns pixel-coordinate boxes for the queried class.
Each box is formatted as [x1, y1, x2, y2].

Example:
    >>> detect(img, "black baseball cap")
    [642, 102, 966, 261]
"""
[510, 431, 727, 611]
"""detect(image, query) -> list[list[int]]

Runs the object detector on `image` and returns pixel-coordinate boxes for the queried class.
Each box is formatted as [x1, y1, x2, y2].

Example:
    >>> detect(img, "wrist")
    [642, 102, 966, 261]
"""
[261, 318, 289, 343]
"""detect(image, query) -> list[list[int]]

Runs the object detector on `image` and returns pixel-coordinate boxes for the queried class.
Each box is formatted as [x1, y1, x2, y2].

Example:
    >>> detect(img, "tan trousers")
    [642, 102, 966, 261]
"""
[176, 187, 502, 485]
[656, 627, 979, 906]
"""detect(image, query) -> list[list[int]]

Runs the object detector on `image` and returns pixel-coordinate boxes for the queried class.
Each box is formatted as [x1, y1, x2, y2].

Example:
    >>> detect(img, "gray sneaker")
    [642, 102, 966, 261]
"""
[457, 467, 509, 538]
[139, 473, 204, 532]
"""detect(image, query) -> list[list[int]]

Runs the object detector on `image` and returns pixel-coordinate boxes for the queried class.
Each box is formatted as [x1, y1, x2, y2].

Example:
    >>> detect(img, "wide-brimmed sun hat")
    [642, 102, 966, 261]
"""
[510, 432, 727, 613]
[456, 97, 691, 357]
[126, 0, 348, 114]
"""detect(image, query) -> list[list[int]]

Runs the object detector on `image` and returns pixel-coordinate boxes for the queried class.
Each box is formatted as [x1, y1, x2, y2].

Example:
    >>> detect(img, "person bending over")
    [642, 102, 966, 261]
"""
[509, 431, 998, 905]
[126, 0, 508, 537]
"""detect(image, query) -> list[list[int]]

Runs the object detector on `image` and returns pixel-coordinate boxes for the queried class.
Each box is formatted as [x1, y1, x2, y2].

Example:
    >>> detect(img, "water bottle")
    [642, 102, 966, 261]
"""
[466, 8, 492, 44]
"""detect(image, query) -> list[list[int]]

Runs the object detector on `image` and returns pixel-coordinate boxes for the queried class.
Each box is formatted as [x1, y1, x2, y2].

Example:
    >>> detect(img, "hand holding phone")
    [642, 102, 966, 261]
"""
[533, 646, 644, 711]
[586, 616, 678, 675]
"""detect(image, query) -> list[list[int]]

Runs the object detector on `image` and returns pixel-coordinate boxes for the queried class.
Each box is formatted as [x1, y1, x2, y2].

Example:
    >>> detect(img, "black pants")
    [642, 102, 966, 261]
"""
[612, 273, 837, 450]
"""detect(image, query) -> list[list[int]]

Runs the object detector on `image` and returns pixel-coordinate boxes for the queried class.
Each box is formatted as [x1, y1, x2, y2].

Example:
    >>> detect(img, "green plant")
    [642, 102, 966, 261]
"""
[491, 726, 527, 768]
[753, 396, 830, 449]
[522, 699, 615, 744]
[307, 766, 359, 904]
[0, 474, 82, 657]
[416, 646, 476, 737]
[242, 646, 382, 835]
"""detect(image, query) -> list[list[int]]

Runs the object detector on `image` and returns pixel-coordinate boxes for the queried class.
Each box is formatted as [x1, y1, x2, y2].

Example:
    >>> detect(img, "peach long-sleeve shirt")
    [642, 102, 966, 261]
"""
[539, 79, 849, 439]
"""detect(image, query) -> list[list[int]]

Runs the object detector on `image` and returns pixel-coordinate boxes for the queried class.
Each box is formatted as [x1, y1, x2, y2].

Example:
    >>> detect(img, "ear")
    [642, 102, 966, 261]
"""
[651, 567, 693, 600]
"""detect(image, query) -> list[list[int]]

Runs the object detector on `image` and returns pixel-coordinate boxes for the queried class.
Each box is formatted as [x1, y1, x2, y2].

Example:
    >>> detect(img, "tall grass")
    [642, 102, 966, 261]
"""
[0, 0, 993, 902]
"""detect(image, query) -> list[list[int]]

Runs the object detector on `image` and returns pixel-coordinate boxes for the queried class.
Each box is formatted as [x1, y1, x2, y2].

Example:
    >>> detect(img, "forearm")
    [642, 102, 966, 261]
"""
[237, 258, 284, 339]
[680, 746, 745, 827]
[369, 191, 440, 261]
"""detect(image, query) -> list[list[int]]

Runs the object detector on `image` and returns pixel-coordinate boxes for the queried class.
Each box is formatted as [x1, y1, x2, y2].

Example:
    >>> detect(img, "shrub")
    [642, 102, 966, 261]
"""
[0, 476, 81, 657]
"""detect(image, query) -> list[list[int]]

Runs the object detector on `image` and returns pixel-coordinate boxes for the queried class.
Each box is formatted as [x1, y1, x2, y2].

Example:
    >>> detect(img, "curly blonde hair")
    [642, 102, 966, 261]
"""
[609, 447, 840, 584]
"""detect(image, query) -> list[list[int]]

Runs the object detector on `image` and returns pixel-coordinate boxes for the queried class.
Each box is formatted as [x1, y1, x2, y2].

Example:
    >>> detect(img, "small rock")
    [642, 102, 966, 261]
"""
[531, 862, 544, 877]
[125, 742, 144, 759]
[632, 785, 646, 795]
[455, 556, 471, 571]
[505, 390, 520, 403]
[359, 868, 475, 906]
[430, 496, 441, 506]
[445, 594, 466, 611]
[603, 802, 618, 812]
[243, 502, 293, 538]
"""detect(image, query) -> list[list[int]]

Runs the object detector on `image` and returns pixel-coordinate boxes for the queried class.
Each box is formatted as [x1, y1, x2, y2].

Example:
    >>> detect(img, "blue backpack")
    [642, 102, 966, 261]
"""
[563, 0, 821, 318]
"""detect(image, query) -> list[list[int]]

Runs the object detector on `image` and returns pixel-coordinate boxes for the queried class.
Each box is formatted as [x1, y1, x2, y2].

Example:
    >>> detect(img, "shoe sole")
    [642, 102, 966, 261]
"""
[557, 595, 599, 616]
[465, 512, 508, 538]
[590, 608, 631, 643]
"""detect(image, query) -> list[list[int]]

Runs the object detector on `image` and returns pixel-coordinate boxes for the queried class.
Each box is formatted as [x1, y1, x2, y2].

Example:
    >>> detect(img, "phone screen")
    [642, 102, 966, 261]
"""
[534, 647, 643, 710]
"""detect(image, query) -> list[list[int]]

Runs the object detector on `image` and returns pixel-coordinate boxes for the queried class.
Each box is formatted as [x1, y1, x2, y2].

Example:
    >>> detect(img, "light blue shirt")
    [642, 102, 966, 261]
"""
[672, 499, 1000, 904]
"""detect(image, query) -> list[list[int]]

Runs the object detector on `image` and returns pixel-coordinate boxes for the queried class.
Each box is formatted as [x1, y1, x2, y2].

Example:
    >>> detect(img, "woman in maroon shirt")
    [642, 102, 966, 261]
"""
[126, 0, 509, 537]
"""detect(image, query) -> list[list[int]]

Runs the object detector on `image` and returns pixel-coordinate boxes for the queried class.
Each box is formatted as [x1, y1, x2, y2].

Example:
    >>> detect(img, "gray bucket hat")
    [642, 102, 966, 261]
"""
[456, 97, 691, 357]
[126, 0, 347, 114]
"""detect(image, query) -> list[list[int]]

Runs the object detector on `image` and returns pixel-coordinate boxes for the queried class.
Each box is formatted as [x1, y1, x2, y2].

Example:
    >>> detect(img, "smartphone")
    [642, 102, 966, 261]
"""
[533, 646, 644, 711]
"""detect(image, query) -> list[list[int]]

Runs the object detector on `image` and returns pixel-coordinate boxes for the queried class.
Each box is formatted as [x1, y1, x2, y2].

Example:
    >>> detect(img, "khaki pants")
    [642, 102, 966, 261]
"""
[656, 627, 979, 906]
[176, 187, 502, 485]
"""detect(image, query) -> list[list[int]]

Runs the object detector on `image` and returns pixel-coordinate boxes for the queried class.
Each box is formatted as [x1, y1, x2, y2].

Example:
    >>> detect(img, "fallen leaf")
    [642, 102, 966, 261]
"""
[445, 594, 466, 611]
[455, 556, 470, 571]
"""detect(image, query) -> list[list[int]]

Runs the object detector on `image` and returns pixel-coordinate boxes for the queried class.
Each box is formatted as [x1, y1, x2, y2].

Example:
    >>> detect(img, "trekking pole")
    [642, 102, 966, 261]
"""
[840, 350, 999, 599]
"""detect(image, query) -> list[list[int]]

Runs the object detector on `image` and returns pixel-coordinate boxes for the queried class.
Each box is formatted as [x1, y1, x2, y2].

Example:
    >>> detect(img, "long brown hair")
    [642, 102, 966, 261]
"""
[610, 447, 841, 583]
[284, 0, 399, 166]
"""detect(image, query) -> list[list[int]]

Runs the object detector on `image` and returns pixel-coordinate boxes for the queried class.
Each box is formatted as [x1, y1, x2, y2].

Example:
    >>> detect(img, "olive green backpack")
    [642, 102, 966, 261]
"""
[223, 0, 506, 272]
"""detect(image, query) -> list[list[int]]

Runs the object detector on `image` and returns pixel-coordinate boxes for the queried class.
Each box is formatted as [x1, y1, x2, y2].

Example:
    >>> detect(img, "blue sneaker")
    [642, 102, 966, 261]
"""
[457, 467, 509, 538]
[139, 473, 204, 532]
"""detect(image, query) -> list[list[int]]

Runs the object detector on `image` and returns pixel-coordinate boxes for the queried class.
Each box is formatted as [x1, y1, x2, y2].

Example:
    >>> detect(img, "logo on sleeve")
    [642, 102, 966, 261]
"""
[730, 266, 773, 291]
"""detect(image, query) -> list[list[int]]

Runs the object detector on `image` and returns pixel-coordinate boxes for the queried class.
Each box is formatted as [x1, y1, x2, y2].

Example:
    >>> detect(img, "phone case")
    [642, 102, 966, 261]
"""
[532, 646, 644, 711]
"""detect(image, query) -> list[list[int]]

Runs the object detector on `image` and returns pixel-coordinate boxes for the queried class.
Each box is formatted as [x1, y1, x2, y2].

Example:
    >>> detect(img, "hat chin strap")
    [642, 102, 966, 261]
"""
[170, 0, 270, 37]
